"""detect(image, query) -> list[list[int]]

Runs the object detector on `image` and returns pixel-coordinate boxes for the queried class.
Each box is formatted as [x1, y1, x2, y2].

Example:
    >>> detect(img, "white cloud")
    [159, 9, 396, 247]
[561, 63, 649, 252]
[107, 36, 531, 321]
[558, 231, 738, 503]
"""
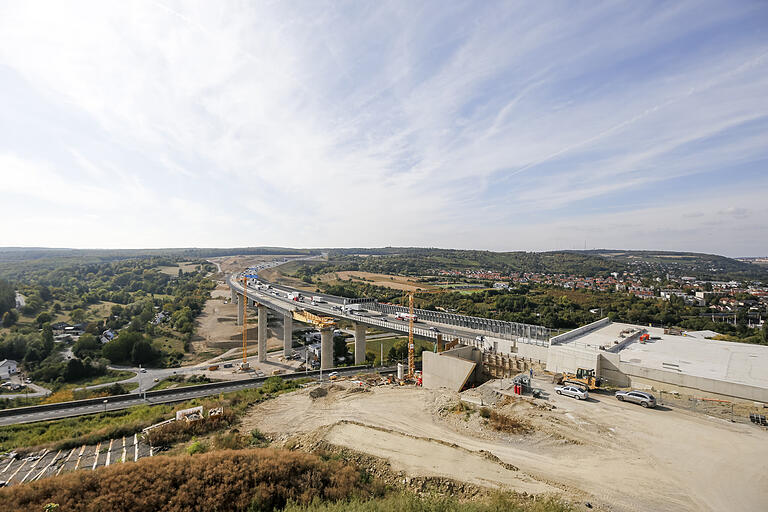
[0, 0, 766, 255]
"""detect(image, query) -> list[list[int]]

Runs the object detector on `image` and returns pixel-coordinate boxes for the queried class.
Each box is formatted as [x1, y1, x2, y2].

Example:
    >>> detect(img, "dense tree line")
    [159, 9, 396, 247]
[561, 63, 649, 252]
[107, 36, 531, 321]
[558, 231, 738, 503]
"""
[0, 256, 217, 387]
[317, 280, 766, 345]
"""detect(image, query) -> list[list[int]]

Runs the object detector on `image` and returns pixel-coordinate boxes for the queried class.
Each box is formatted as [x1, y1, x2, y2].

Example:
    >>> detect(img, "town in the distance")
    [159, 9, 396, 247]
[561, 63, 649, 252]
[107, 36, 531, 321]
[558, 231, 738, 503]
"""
[0, 247, 766, 512]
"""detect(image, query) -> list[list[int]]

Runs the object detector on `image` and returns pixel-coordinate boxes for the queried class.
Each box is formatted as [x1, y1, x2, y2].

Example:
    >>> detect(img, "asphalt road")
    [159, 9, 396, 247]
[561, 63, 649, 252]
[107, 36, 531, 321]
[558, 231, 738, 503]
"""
[0, 366, 391, 426]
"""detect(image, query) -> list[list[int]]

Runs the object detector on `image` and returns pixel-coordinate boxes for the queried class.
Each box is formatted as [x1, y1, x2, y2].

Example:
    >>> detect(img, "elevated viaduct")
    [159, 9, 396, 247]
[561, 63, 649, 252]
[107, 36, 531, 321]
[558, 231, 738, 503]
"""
[228, 262, 551, 370]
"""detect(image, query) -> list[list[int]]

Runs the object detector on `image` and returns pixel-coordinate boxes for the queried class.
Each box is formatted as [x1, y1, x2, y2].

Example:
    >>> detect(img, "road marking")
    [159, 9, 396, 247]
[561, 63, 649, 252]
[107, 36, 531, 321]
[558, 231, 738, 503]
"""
[92, 443, 101, 470]
[1, 456, 14, 474]
[34, 450, 61, 481]
[74, 444, 86, 470]
[20, 449, 48, 483]
[7, 458, 28, 483]
[56, 447, 76, 476]
[105, 439, 114, 467]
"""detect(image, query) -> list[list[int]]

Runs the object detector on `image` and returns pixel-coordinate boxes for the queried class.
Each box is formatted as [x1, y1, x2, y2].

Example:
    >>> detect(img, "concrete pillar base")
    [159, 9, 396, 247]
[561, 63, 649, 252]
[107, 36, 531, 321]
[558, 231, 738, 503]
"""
[354, 322, 366, 365]
[320, 327, 333, 370]
[283, 314, 293, 357]
[258, 305, 267, 362]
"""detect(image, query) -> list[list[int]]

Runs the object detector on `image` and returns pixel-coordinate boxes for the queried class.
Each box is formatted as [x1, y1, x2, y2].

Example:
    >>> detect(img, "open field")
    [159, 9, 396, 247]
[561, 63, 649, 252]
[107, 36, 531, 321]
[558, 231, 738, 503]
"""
[317, 271, 439, 292]
[243, 379, 768, 512]
[156, 261, 202, 276]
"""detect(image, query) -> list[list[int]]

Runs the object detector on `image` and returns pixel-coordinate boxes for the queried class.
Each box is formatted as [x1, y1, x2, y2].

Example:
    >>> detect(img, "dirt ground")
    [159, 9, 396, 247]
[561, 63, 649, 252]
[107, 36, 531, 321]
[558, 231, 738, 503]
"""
[317, 271, 437, 292]
[241, 378, 768, 512]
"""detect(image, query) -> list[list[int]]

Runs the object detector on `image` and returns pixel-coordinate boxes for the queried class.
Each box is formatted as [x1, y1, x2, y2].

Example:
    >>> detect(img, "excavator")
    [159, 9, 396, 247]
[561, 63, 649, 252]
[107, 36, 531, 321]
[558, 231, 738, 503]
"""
[555, 368, 604, 390]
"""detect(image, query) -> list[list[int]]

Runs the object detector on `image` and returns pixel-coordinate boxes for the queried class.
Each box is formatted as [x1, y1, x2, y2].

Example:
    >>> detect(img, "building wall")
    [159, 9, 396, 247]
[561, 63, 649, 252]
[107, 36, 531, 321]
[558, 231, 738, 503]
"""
[549, 317, 610, 345]
[545, 345, 599, 374]
[515, 343, 549, 362]
[619, 363, 768, 403]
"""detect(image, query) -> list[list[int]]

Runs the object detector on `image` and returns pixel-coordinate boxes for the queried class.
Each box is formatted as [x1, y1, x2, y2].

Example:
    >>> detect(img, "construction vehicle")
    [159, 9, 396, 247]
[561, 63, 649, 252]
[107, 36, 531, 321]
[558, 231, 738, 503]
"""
[555, 368, 604, 390]
[208, 365, 219, 371]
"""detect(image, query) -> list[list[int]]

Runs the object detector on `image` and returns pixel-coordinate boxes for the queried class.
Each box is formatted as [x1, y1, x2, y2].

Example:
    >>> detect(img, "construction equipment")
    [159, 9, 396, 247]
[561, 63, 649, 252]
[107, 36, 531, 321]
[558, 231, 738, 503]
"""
[555, 368, 604, 390]
[292, 310, 336, 329]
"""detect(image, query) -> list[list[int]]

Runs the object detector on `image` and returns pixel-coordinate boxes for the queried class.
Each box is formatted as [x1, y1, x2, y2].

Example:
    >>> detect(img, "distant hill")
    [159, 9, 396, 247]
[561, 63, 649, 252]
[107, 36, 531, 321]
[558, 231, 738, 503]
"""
[325, 248, 768, 282]
[572, 250, 768, 281]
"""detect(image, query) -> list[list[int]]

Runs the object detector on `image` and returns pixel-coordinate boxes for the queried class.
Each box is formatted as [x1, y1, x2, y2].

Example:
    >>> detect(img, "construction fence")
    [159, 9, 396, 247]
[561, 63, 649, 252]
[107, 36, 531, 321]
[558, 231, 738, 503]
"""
[656, 390, 767, 427]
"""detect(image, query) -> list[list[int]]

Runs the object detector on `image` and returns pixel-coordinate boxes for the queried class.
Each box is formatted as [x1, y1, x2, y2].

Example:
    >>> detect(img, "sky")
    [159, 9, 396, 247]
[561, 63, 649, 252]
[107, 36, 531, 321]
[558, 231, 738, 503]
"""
[0, 1, 767, 257]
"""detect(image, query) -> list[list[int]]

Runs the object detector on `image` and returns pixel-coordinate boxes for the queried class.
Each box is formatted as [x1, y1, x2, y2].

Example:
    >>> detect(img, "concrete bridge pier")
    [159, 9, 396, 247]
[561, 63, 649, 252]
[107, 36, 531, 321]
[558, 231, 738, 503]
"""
[258, 305, 267, 362]
[283, 314, 293, 357]
[320, 326, 333, 370]
[237, 294, 245, 326]
[354, 322, 366, 365]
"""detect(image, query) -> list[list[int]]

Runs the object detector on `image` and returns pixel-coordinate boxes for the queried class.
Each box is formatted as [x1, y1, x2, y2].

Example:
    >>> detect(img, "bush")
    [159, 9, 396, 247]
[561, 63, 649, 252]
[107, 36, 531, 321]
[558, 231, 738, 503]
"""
[145, 411, 237, 447]
[0, 449, 379, 512]
[187, 438, 208, 455]
[488, 411, 532, 434]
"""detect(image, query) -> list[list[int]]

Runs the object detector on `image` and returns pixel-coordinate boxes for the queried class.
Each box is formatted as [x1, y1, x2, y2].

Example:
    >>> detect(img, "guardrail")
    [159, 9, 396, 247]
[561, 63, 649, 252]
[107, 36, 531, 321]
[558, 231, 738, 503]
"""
[0, 365, 376, 420]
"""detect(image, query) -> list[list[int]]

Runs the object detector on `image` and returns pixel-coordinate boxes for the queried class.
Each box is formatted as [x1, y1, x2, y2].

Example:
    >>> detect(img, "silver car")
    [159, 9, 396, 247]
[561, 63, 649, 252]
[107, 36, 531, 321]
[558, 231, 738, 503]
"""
[615, 390, 656, 408]
[554, 385, 589, 400]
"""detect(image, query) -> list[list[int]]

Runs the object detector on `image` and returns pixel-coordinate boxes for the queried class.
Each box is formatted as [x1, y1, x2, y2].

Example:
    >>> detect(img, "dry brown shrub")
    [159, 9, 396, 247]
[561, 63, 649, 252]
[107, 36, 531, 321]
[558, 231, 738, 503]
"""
[0, 448, 379, 512]
[145, 410, 237, 447]
[488, 411, 533, 434]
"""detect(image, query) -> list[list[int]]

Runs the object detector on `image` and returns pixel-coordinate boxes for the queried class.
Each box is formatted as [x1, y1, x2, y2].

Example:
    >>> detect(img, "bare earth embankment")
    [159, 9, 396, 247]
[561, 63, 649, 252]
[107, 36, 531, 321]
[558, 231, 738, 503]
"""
[242, 381, 768, 512]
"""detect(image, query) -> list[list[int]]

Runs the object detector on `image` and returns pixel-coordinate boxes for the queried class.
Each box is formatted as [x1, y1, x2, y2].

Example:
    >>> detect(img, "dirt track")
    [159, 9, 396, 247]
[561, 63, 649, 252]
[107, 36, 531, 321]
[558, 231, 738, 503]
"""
[243, 380, 768, 512]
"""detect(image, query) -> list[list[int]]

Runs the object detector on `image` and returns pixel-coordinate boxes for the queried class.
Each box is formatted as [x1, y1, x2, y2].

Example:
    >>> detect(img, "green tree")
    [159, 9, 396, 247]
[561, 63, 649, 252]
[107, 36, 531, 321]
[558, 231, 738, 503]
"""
[762, 321, 768, 344]
[36, 312, 52, 328]
[2, 309, 18, 327]
[73, 333, 101, 359]
[42, 323, 54, 355]
[70, 308, 86, 324]
[131, 339, 157, 365]
[103, 331, 143, 363]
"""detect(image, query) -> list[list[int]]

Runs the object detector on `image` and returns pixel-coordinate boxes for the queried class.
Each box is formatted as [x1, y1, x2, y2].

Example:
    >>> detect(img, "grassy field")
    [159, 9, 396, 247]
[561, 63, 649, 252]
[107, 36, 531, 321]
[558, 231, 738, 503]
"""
[157, 261, 202, 276]
[151, 376, 224, 391]
[0, 377, 312, 453]
[356, 336, 435, 364]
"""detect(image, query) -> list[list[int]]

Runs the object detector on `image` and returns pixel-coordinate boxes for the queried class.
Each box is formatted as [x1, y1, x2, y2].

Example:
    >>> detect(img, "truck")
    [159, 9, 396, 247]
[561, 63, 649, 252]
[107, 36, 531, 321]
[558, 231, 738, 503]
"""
[395, 312, 417, 322]
[344, 303, 363, 312]
[287, 292, 301, 301]
[311, 296, 324, 303]
[208, 365, 219, 371]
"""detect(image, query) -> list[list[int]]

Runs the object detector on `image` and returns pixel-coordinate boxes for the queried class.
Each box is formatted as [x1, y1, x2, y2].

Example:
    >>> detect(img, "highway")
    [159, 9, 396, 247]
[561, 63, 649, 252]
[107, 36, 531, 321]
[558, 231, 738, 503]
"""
[231, 263, 551, 348]
[0, 366, 387, 426]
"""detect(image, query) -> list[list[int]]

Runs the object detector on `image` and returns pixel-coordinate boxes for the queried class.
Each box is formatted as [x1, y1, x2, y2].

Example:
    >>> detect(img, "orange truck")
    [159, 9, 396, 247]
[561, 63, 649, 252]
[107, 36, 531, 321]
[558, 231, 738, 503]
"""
[208, 365, 219, 371]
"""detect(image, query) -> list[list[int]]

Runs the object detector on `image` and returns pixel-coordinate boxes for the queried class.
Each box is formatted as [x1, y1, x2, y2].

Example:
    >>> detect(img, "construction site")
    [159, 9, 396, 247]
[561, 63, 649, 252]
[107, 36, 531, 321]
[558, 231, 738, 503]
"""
[2, 263, 767, 512]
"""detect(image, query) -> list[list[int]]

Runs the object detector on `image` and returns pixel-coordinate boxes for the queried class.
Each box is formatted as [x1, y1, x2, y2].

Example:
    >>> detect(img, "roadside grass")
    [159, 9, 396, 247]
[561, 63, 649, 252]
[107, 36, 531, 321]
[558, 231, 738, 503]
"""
[0, 376, 312, 453]
[282, 493, 574, 512]
[150, 375, 223, 391]
[360, 337, 434, 364]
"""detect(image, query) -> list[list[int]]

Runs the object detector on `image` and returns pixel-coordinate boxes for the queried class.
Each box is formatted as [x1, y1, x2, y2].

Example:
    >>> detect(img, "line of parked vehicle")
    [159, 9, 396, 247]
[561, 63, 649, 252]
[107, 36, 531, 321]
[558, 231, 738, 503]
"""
[554, 385, 657, 408]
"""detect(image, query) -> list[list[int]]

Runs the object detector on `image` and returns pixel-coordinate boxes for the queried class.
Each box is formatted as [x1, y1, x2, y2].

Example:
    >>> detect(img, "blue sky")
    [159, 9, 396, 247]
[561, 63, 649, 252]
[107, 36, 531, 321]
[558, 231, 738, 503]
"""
[0, 1, 766, 256]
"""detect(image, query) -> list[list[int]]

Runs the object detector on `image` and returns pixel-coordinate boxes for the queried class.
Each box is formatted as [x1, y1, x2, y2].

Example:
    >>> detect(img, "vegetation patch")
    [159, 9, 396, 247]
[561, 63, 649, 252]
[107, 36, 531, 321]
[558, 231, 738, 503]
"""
[0, 448, 381, 512]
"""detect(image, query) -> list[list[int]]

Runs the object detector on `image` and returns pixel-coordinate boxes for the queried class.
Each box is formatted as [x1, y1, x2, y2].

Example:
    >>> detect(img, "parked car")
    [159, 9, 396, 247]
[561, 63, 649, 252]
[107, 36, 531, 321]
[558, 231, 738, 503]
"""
[554, 385, 589, 400]
[328, 372, 339, 381]
[615, 390, 656, 408]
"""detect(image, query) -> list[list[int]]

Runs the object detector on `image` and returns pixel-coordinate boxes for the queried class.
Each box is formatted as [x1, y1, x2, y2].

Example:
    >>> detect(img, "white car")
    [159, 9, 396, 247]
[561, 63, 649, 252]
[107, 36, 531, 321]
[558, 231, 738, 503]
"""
[554, 385, 589, 400]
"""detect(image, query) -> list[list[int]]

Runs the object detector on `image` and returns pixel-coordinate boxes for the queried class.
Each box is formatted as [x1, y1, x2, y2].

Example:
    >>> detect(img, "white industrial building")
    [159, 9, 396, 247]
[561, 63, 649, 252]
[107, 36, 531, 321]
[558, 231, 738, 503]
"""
[0, 359, 18, 380]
